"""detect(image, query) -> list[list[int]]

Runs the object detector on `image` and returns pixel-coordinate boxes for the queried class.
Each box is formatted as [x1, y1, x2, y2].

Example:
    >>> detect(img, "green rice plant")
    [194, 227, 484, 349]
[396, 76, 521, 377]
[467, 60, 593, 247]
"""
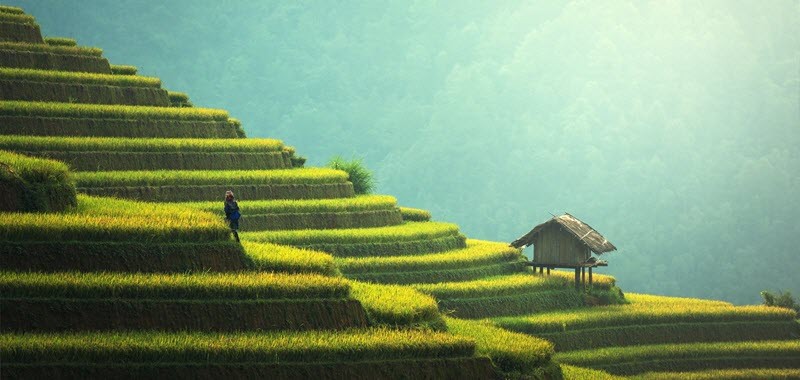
[28, 151, 290, 171]
[327, 155, 375, 194]
[299, 234, 468, 258]
[0, 116, 239, 138]
[233, 209, 402, 231]
[0, 100, 228, 120]
[74, 168, 348, 187]
[109, 64, 137, 75]
[180, 194, 397, 214]
[2, 297, 369, 332]
[548, 269, 616, 289]
[412, 273, 567, 300]
[626, 292, 732, 307]
[1, 194, 228, 242]
[1, 241, 247, 273]
[168, 91, 189, 103]
[0, 271, 350, 300]
[0, 67, 161, 87]
[399, 206, 431, 221]
[0, 328, 475, 364]
[634, 368, 800, 380]
[0, 149, 76, 212]
[349, 281, 443, 329]
[0, 41, 103, 56]
[44, 37, 77, 46]
[337, 240, 523, 274]
[0, 12, 35, 24]
[554, 340, 800, 375]
[540, 320, 800, 352]
[0, 135, 284, 152]
[493, 300, 796, 335]
[80, 182, 355, 202]
[439, 289, 586, 319]
[445, 317, 555, 376]
[0, 5, 25, 14]
[242, 221, 460, 246]
[346, 261, 527, 285]
[242, 241, 339, 276]
[560, 365, 622, 380]
[227, 117, 246, 137]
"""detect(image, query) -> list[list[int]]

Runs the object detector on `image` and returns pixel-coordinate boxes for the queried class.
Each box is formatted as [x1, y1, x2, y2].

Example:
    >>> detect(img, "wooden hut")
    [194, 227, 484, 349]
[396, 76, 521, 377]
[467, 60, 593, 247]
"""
[510, 213, 616, 288]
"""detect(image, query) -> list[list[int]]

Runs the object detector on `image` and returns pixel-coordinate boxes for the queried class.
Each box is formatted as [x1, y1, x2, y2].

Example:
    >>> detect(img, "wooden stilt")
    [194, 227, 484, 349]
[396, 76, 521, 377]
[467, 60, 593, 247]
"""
[546, 267, 550, 275]
[574, 268, 580, 289]
[589, 267, 593, 288]
[581, 267, 586, 291]
[539, 266, 544, 274]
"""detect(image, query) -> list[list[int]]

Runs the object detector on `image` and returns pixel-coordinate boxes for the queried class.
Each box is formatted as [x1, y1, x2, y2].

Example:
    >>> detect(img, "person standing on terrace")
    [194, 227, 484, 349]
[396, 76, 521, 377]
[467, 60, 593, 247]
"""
[224, 190, 241, 242]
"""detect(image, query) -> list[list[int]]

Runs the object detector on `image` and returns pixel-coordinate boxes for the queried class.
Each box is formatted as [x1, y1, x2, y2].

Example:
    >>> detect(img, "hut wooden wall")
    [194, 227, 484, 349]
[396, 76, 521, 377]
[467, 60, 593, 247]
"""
[532, 224, 589, 266]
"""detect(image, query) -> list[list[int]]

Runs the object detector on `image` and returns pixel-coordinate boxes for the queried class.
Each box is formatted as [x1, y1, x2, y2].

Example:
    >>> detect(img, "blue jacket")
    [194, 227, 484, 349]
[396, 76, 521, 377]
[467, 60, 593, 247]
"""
[224, 199, 240, 220]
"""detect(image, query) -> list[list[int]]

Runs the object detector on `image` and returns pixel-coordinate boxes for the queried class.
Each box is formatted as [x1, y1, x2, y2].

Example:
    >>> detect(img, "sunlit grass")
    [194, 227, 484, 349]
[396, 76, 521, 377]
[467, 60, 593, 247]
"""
[0, 271, 350, 299]
[0, 135, 284, 152]
[0, 67, 160, 87]
[74, 168, 348, 187]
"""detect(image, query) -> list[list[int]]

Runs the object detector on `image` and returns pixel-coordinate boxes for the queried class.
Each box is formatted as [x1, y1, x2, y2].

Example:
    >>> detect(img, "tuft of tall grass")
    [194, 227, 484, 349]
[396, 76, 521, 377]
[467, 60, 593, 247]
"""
[0, 271, 350, 300]
[0, 100, 228, 121]
[0, 41, 103, 56]
[0, 67, 160, 87]
[242, 221, 460, 246]
[327, 155, 375, 195]
[0, 135, 284, 152]
[74, 168, 348, 187]
[0, 328, 475, 364]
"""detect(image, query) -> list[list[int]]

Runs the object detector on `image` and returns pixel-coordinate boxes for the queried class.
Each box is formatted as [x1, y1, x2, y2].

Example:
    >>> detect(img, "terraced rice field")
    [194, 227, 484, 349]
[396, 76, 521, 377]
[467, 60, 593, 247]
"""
[0, 100, 228, 120]
[74, 168, 347, 187]
[0, 67, 161, 87]
[0, 136, 287, 152]
[0, 271, 350, 300]
[0, 41, 103, 56]
[0, 328, 476, 363]
[2, 7, 797, 379]
[555, 340, 800, 376]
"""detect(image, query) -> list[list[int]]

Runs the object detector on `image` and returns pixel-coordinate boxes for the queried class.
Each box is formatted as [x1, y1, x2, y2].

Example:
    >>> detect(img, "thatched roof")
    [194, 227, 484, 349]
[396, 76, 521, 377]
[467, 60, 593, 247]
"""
[510, 213, 617, 254]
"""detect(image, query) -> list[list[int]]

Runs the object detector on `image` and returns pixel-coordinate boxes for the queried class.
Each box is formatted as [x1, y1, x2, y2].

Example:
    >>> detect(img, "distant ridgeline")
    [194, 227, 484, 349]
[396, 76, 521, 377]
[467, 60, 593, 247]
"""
[0, 5, 798, 379]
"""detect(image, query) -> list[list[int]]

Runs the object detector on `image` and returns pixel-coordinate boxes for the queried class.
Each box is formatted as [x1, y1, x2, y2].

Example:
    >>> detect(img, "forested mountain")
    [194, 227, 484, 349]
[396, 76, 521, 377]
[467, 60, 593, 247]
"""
[16, 0, 799, 304]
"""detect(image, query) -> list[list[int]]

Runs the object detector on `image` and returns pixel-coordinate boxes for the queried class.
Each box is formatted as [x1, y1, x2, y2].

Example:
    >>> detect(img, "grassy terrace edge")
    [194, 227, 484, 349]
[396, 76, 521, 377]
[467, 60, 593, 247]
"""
[0, 329, 476, 363]
[0, 100, 228, 120]
[242, 221, 460, 245]
[0, 67, 161, 87]
[0, 135, 285, 152]
[0, 271, 350, 300]
[0, 41, 103, 56]
[74, 168, 348, 187]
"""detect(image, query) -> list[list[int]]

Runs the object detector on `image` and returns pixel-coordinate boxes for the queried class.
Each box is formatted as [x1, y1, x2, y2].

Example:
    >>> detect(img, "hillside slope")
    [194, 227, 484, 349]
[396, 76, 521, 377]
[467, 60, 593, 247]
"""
[0, 5, 798, 379]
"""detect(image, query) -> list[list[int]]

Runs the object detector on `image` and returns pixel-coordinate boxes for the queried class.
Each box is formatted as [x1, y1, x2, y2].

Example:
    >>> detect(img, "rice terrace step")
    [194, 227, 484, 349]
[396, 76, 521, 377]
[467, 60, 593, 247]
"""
[0, 3, 797, 380]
